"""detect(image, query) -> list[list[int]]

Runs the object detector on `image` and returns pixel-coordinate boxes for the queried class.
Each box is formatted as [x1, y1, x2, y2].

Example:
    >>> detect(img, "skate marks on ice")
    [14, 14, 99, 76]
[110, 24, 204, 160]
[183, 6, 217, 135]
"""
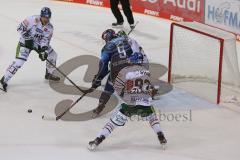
[47, 55, 172, 121]
[120, 26, 159, 40]
[60, 30, 102, 45]
[149, 63, 173, 96]
[152, 88, 219, 112]
[95, 136, 167, 152]
[114, 22, 158, 40]
[132, 29, 159, 40]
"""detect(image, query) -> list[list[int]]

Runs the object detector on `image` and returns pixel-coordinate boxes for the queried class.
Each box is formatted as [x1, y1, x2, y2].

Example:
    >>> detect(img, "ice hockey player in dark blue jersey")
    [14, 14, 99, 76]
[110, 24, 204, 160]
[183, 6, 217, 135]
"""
[91, 29, 149, 117]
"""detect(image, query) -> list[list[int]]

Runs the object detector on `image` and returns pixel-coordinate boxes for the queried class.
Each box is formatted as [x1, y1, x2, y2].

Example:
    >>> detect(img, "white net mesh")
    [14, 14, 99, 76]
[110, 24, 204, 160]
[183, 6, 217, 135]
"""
[170, 22, 240, 103]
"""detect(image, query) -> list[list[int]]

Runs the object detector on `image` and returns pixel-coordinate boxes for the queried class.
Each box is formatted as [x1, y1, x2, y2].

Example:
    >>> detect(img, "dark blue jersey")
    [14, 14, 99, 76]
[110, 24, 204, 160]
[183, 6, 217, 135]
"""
[96, 36, 133, 81]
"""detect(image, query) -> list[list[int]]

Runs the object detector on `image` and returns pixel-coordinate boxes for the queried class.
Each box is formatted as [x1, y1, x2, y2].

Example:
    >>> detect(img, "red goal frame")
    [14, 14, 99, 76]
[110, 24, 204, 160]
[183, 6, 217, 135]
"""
[168, 22, 225, 104]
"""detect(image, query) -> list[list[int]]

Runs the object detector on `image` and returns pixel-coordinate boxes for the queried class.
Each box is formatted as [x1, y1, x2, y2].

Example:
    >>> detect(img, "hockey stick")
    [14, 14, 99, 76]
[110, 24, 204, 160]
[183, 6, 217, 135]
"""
[42, 91, 89, 121]
[43, 21, 138, 93]
[44, 58, 90, 93]
[127, 21, 139, 36]
[56, 91, 88, 120]
[43, 23, 140, 121]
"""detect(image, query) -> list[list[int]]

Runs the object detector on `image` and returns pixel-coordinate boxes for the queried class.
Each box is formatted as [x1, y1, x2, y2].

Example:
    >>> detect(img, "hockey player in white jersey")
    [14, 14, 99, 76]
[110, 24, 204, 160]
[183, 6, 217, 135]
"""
[0, 7, 60, 92]
[88, 56, 167, 151]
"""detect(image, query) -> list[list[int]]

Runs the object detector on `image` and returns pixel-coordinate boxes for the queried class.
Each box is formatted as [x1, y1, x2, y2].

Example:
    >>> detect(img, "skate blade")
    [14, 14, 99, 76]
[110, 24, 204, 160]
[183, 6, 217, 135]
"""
[161, 143, 167, 150]
[0, 87, 6, 92]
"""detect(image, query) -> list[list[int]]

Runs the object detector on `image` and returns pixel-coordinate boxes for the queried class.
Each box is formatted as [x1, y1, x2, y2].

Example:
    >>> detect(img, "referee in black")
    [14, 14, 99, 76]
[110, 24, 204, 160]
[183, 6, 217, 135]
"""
[110, 0, 135, 29]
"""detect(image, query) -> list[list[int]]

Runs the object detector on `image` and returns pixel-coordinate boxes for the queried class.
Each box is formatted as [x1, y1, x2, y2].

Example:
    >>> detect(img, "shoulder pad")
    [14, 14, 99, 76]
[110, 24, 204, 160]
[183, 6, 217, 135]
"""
[47, 23, 54, 30]
[103, 42, 116, 51]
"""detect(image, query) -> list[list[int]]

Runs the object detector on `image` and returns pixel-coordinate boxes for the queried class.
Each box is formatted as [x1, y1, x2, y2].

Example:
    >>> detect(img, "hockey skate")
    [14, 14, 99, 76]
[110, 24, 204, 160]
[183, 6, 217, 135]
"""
[158, 132, 167, 150]
[130, 24, 135, 30]
[112, 22, 123, 28]
[0, 77, 7, 92]
[88, 135, 105, 151]
[45, 72, 60, 81]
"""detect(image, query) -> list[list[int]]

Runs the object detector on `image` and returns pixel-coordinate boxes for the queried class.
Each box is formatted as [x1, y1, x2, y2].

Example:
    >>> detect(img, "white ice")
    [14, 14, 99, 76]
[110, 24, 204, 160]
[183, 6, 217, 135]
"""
[0, 0, 240, 160]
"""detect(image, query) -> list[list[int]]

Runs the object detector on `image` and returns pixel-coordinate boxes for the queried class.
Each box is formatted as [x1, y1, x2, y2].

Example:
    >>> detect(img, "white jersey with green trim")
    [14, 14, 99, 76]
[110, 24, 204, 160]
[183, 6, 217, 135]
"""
[128, 37, 149, 65]
[114, 65, 152, 106]
[17, 15, 53, 48]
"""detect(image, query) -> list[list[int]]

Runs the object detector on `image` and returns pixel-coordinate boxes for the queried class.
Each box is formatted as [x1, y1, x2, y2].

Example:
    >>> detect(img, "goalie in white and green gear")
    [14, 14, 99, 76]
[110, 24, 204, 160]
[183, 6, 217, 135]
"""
[88, 65, 167, 151]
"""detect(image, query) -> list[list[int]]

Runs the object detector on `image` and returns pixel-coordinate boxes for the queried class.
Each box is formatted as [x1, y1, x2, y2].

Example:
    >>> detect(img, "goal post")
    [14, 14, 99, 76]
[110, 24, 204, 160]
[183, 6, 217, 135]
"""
[168, 22, 240, 104]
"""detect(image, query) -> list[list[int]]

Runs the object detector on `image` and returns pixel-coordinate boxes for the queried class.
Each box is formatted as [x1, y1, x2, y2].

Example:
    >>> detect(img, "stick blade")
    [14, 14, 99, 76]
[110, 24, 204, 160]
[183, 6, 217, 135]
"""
[55, 99, 74, 121]
[42, 115, 57, 121]
[42, 99, 73, 121]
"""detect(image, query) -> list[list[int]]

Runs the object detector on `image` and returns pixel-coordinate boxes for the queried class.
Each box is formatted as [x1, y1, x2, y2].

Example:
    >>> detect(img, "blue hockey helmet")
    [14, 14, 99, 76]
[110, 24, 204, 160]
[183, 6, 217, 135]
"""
[40, 7, 52, 18]
[102, 29, 116, 42]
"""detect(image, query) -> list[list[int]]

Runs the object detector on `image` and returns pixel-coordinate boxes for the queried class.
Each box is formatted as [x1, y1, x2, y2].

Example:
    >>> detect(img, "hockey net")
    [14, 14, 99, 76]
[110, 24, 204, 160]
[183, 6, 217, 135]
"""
[168, 22, 240, 104]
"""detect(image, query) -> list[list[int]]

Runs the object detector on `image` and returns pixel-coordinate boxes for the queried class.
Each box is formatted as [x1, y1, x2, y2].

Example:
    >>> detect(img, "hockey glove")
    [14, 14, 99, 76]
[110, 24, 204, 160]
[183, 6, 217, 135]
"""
[39, 52, 48, 61]
[35, 45, 48, 53]
[40, 46, 48, 53]
[149, 85, 158, 99]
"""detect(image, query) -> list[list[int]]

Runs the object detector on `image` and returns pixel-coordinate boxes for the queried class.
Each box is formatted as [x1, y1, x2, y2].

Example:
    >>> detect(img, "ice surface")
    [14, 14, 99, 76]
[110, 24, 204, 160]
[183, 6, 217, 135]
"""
[0, 1, 240, 160]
